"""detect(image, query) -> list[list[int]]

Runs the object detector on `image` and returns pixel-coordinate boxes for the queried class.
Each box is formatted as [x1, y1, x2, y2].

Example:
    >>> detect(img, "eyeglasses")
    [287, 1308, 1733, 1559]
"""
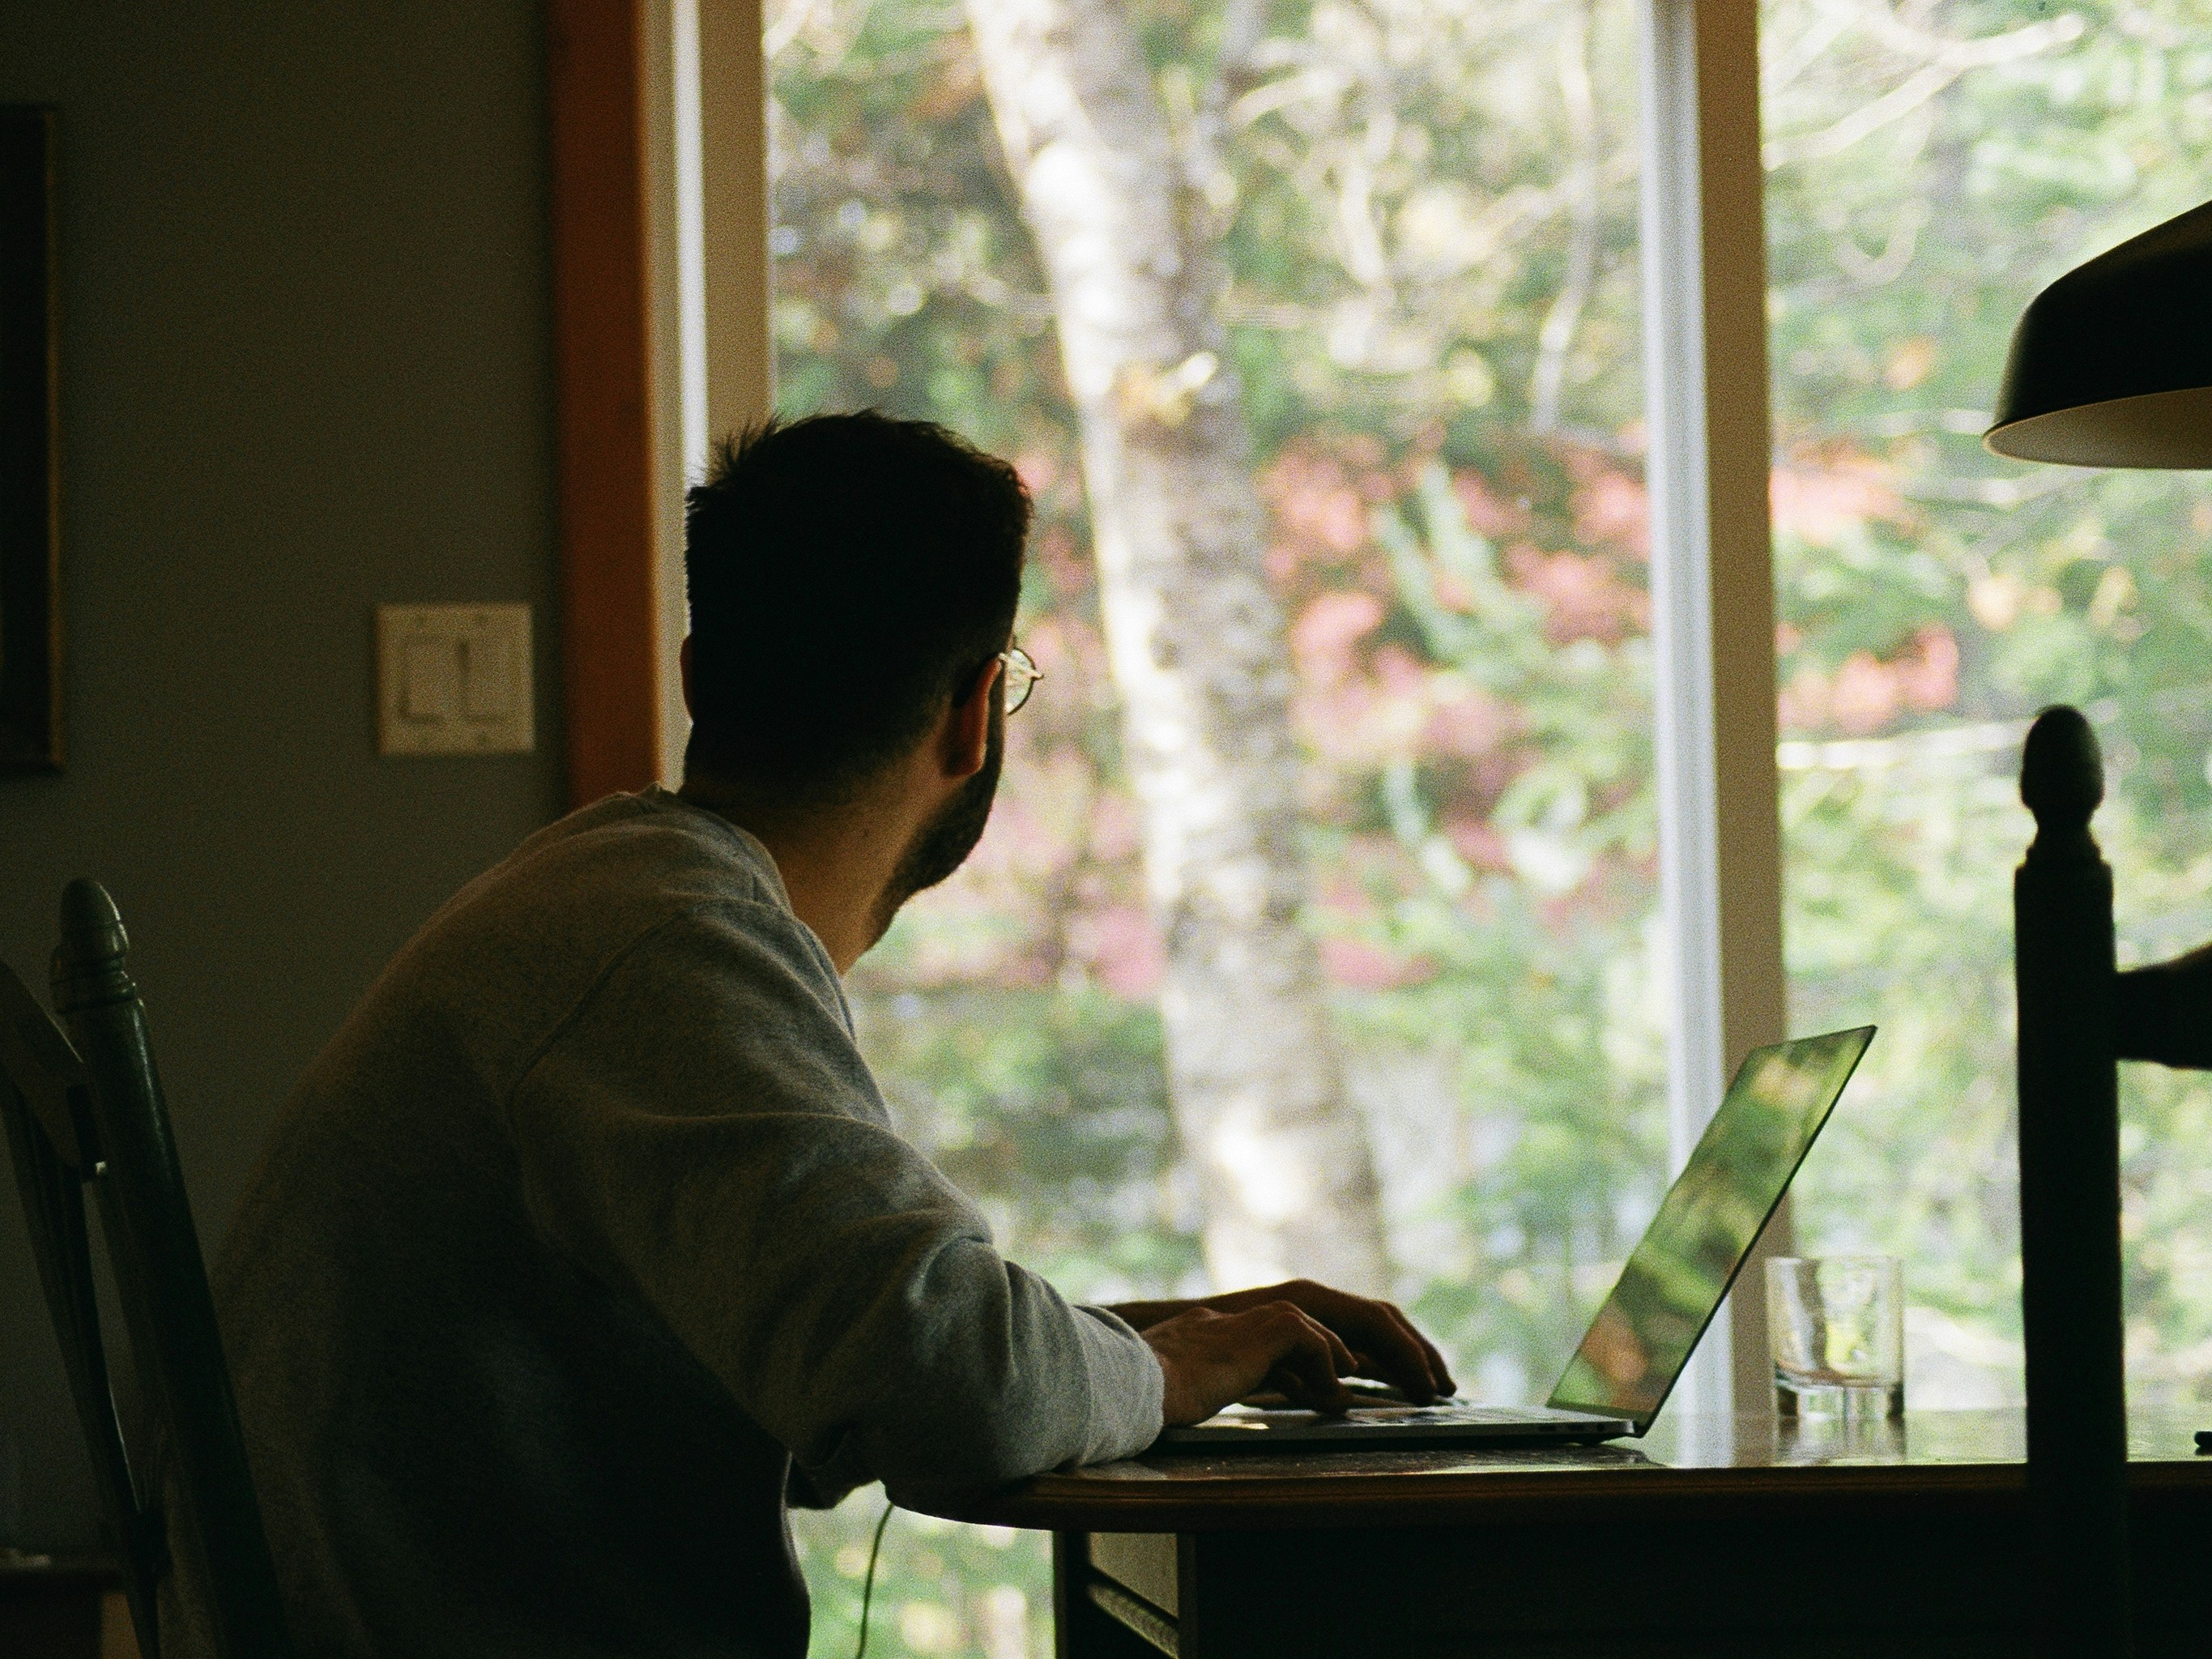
[999, 645, 1042, 715]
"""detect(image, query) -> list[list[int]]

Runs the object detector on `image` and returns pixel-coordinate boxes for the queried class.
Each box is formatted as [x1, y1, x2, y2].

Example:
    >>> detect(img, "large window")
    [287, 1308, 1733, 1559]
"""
[663, 1, 2212, 1653]
[770, 0, 1663, 1648]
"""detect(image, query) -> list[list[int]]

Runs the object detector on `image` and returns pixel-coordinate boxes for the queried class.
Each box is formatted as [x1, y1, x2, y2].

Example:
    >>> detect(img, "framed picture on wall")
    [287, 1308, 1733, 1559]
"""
[0, 106, 60, 772]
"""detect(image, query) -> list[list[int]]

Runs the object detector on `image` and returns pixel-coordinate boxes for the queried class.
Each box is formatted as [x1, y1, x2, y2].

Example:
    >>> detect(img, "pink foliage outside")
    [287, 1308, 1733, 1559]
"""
[1261, 447, 1374, 582]
[1074, 903, 1166, 998]
[1013, 447, 1061, 497]
[1505, 545, 1649, 644]
[1421, 686, 1512, 761]
[1031, 522, 1090, 596]
[1293, 679, 1423, 770]
[1571, 466, 1650, 560]
[1451, 470, 1531, 540]
[1778, 625, 1960, 735]
[1443, 814, 1511, 872]
[1771, 453, 1914, 547]
[1290, 591, 1385, 684]
[1319, 935, 1437, 991]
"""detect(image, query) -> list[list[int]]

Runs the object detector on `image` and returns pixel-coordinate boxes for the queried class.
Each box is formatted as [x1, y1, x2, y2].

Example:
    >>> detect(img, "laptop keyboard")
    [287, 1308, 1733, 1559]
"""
[1349, 1402, 1585, 1423]
[1194, 1400, 1609, 1427]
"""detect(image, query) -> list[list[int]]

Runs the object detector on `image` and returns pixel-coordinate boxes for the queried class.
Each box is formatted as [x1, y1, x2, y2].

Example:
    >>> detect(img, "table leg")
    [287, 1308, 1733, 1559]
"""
[1053, 1532, 1172, 1659]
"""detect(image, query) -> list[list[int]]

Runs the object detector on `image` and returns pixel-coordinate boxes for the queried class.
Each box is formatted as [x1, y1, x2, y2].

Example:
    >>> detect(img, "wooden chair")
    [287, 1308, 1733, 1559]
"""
[2015, 706, 2212, 1659]
[0, 879, 292, 1659]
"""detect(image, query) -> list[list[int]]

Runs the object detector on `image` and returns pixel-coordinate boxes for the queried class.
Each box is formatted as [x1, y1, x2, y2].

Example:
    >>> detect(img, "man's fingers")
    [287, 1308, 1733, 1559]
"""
[1268, 1282, 1451, 1400]
[1417, 1328, 1457, 1396]
[1357, 1300, 1454, 1399]
[1331, 1298, 1442, 1401]
[1251, 1303, 1356, 1410]
[1322, 1320, 1357, 1376]
[1268, 1320, 1355, 1414]
[1251, 1303, 1349, 1364]
[1357, 1295, 1455, 1394]
[1380, 1304, 1454, 1398]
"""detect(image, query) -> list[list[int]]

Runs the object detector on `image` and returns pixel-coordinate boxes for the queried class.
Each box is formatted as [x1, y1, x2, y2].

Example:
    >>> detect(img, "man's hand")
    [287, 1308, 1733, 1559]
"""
[1115, 1280, 1457, 1426]
[1137, 1302, 1359, 1425]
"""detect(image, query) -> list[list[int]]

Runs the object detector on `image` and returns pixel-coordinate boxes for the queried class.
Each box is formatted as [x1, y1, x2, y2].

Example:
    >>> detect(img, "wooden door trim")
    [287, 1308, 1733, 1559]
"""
[548, 0, 661, 807]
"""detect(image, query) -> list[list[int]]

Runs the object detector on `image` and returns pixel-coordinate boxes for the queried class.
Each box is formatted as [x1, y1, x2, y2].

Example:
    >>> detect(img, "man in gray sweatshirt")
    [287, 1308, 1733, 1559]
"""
[171, 413, 1452, 1658]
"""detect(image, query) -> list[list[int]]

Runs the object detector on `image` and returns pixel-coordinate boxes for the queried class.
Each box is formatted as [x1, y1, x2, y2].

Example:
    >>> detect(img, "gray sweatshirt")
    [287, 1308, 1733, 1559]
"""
[162, 787, 1163, 1659]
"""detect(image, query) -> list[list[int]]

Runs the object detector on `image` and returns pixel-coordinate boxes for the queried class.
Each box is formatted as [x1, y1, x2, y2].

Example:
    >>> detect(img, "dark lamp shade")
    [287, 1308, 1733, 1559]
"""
[1985, 199, 2212, 469]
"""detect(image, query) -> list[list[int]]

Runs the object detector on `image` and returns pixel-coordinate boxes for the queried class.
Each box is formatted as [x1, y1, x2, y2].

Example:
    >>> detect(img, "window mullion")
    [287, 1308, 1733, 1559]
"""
[1639, 0, 1789, 1422]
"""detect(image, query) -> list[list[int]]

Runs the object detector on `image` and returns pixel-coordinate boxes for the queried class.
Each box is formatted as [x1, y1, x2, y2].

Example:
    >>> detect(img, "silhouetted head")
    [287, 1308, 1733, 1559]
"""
[680, 412, 1029, 809]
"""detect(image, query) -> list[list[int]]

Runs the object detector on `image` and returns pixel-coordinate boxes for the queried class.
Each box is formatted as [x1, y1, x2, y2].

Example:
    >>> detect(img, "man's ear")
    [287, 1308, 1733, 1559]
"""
[679, 635, 696, 717]
[940, 658, 1000, 781]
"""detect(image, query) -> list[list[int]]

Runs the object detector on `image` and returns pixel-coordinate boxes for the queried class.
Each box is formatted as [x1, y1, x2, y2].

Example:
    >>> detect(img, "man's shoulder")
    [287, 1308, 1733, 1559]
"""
[440, 787, 808, 952]
[327, 791, 837, 1090]
[484, 786, 786, 912]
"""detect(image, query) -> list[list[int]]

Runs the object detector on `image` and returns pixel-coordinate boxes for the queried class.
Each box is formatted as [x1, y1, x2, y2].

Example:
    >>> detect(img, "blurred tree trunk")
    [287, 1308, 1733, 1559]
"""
[965, 0, 1390, 1295]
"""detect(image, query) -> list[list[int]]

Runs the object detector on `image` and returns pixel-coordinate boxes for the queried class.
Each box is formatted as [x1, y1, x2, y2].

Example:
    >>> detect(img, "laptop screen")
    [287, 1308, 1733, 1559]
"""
[1546, 1026, 1875, 1432]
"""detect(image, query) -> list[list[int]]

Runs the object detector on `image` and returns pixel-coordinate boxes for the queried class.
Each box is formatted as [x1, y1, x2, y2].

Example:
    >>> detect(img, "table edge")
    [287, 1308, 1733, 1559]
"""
[927, 1456, 2212, 1532]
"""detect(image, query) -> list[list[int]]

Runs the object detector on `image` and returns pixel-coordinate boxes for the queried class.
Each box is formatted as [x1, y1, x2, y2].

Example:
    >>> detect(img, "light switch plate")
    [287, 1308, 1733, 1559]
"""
[377, 603, 535, 756]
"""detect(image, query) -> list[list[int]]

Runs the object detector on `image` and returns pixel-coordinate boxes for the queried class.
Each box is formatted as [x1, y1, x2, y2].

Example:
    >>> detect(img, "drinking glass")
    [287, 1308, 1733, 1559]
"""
[1767, 1255, 1903, 1420]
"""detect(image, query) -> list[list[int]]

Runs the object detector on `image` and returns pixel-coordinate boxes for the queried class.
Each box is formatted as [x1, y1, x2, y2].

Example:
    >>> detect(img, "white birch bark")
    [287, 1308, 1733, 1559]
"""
[964, 0, 1391, 1294]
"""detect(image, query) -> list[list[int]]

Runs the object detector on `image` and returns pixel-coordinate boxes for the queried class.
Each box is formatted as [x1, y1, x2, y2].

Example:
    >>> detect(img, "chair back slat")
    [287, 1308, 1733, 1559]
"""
[0, 960, 95, 1164]
[0, 992, 163, 1649]
[1, 881, 293, 1659]
[2014, 706, 2132, 1657]
[45, 880, 293, 1659]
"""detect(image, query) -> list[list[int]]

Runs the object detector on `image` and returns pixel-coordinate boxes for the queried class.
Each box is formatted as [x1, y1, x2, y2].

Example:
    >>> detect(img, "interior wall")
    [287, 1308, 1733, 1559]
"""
[0, 1, 565, 1549]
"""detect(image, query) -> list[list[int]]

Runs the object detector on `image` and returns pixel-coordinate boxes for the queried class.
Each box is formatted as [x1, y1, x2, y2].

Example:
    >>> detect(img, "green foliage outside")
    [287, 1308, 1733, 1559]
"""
[765, 1, 2212, 1652]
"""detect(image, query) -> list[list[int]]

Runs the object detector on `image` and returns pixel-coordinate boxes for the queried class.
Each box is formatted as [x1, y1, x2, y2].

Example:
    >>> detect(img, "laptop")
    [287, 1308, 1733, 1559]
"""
[1157, 1026, 1876, 1448]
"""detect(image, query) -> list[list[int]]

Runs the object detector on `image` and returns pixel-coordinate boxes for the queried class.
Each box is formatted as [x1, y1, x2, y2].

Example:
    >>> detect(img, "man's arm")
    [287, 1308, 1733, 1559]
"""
[504, 901, 1163, 1502]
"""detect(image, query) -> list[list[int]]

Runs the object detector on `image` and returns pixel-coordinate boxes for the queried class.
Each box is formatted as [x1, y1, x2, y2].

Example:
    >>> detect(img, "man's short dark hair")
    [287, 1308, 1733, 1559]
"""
[683, 412, 1029, 801]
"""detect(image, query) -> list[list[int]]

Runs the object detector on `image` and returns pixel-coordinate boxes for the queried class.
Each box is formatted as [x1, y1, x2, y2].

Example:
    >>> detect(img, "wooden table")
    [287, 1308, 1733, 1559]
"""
[926, 1409, 2212, 1657]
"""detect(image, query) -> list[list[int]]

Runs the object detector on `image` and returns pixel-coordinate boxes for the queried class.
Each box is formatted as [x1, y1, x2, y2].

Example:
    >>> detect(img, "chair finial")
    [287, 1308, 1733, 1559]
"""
[2021, 706, 2103, 840]
[52, 879, 134, 1013]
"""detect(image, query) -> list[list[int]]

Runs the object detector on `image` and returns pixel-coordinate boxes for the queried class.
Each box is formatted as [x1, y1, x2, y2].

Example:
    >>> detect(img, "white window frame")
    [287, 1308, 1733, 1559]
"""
[1638, 0, 1788, 1419]
[643, 0, 772, 787]
[650, 0, 1790, 1417]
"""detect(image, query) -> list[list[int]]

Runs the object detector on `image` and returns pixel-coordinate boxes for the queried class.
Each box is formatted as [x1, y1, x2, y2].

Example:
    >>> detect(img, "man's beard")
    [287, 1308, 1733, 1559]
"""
[871, 710, 1004, 945]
